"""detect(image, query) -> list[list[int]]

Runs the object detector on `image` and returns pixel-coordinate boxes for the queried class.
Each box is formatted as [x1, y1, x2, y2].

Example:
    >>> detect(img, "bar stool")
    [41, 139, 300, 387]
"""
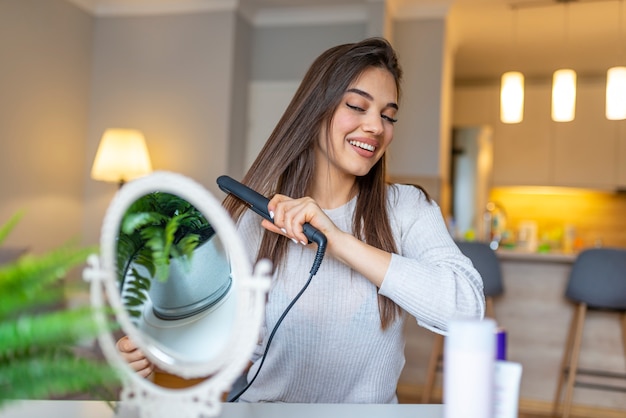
[552, 247, 626, 418]
[421, 241, 504, 403]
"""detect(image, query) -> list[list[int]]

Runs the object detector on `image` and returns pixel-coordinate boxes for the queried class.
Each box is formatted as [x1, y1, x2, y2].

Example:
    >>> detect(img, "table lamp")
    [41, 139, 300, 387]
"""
[91, 128, 153, 187]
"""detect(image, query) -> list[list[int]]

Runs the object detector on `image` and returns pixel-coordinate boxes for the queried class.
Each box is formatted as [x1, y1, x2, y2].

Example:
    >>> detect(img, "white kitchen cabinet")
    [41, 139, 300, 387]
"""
[453, 81, 625, 189]
[491, 85, 553, 186]
[552, 82, 618, 189]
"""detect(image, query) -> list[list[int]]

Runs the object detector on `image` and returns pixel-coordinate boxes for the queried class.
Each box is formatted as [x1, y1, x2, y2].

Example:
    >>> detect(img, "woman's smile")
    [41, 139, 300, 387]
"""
[348, 138, 377, 156]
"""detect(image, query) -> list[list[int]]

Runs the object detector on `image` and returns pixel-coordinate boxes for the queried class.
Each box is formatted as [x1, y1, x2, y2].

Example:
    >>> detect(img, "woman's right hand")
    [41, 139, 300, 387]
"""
[116, 335, 155, 379]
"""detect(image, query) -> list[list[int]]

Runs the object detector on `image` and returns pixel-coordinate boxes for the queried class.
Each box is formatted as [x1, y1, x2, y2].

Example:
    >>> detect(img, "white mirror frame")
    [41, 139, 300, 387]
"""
[84, 171, 271, 418]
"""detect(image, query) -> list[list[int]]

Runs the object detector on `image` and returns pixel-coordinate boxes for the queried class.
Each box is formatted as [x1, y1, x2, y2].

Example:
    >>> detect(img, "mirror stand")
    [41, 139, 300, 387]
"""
[84, 171, 271, 418]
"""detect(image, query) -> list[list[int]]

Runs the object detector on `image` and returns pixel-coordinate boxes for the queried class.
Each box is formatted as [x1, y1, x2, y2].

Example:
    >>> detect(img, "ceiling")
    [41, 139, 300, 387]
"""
[69, 0, 626, 81]
[449, 0, 626, 81]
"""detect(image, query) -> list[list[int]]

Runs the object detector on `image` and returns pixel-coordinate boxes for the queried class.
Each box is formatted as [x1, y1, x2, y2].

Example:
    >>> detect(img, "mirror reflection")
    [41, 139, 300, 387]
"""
[115, 192, 234, 364]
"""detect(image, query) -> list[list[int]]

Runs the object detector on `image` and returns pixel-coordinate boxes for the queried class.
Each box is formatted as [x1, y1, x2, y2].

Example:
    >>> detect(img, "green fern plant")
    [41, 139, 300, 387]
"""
[0, 212, 120, 406]
[116, 192, 215, 318]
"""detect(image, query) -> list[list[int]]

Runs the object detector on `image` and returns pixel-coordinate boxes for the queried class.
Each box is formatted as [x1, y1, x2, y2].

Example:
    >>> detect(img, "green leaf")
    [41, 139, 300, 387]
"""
[0, 213, 119, 405]
[0, 245, 97, 319]
[122, 212, 167, 236]
[123, 295, 147, 307]
[0, 355, 120, 405]
[0, 211, 25, 246]
[0, 307, 116, 356]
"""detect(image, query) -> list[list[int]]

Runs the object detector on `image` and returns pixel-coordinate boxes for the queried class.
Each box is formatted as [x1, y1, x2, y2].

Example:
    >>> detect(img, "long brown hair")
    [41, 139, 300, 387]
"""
[223, 37, 403, 329]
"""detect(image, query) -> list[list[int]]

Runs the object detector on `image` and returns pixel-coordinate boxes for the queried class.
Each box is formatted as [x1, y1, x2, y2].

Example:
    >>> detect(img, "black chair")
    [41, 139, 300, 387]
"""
[421, 240, 504, 403]
[552, 248, 626, 418]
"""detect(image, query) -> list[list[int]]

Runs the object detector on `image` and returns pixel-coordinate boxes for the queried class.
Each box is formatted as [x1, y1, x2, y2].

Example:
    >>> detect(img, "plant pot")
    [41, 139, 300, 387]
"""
[148, 235, 232, 320]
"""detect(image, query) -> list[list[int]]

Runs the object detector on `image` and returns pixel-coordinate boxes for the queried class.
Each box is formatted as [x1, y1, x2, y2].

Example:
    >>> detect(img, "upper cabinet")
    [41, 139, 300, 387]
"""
[552, 83, 622, 189]
[453, 81, 626, 190]
[491, 86, 553, 187]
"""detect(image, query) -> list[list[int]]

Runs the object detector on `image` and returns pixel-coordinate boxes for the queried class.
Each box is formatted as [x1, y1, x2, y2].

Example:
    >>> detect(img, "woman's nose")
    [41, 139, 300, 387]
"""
[362, 113, 384, 135]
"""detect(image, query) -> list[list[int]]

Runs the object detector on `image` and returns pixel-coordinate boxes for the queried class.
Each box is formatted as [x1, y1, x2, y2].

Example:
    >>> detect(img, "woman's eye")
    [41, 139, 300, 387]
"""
[347, 102, 397, 124]
[382, 114, 398, 124]
[346, 103, 364, 112]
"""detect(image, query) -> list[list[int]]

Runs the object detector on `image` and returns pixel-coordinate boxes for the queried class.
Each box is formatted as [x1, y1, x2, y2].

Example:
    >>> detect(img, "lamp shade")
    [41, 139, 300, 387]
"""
[551, 69, 577, 122]
[91, 129, 152, 184]
[606, 66, 626, 120]
[500, 71, 525, 124]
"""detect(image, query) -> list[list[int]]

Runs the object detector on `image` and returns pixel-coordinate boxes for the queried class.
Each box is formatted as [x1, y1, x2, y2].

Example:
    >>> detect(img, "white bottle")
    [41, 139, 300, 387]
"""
[444, 318, 496, 418]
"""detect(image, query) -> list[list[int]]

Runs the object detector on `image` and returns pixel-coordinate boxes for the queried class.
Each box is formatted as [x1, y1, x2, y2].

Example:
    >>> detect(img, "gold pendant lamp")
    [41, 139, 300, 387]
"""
[606, 0, 626, 120]
[551, 0, 576, 122]
[500, 7, 524, 124]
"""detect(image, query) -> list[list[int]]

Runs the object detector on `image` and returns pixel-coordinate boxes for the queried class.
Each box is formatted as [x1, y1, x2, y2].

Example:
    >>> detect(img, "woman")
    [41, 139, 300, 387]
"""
[222, 37, 484, 403]
[118, 37, 484, 403]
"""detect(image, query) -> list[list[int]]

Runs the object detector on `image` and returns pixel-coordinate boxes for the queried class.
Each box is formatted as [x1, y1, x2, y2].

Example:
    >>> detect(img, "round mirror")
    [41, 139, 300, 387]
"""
[85, 171, 270, 418]
[116, 191, 234, 368]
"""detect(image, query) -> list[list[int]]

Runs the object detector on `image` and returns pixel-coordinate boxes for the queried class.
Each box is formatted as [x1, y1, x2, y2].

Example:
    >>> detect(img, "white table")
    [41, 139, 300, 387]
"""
[0, 400, 444, 418]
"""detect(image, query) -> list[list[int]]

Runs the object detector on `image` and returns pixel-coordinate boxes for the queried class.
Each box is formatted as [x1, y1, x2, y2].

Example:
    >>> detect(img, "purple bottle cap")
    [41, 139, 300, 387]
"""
[495, 327, 507, 361]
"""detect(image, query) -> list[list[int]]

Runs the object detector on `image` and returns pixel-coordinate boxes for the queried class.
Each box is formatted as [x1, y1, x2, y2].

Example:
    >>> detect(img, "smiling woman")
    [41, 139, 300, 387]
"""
[220, 37, 485, 403]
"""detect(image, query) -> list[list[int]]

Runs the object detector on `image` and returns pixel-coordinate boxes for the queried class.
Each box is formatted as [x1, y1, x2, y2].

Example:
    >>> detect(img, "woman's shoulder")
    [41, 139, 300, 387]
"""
[386, 182, 434, 207]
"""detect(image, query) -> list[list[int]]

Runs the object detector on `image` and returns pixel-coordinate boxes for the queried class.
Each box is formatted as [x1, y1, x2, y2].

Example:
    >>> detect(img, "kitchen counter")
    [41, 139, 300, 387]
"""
[400, 245, 626, 414]
[495, 248, 577, 263]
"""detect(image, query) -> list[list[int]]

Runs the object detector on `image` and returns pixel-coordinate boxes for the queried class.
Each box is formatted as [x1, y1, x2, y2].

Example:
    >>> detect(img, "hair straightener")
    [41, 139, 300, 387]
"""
[216, 175, 326, 275]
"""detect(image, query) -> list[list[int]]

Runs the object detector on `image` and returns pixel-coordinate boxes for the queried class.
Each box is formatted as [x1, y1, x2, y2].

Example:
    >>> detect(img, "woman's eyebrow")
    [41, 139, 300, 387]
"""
[346, 88, 398, 110]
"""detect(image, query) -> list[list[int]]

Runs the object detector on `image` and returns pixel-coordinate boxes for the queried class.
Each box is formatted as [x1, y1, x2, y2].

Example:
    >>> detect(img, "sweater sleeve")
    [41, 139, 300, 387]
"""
[378, 185, 485, 334]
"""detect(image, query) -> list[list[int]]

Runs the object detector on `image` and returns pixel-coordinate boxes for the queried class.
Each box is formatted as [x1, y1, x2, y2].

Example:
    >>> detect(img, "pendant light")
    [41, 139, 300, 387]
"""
[606, 0, 626, 120]
[552, 69, 577, 122]
[551, 1, 576, 122]
[606, 67, 626, 120]
[500, 7, 524, 124]
[501, 72, 525, 123]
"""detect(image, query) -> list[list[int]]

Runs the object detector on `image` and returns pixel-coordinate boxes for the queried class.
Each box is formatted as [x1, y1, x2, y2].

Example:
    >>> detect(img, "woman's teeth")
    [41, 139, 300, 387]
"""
[349, 140, 375, 152]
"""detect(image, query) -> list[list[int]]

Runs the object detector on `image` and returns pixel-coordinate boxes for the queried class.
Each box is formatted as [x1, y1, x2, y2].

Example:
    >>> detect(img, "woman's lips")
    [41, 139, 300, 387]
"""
[349, 139, 376, 156]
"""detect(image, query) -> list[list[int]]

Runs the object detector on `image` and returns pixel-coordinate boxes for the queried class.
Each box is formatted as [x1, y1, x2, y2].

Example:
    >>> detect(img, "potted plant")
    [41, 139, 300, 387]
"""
[116, 191, 224, 320]
[0, 212, 119, 406]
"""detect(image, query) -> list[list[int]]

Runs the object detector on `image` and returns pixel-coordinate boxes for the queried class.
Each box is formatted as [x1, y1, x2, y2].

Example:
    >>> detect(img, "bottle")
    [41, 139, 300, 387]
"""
[484, 202, 507, 250]
[562, 224, 575, 253]
[444, 319, 496, 418]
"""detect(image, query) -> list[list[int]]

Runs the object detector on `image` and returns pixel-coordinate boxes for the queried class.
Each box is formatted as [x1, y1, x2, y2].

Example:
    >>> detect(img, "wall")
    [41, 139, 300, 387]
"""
[0, 0, 93, 253]
[250, 23, 366, 82]
[390, 17, 451, 206]
[226, 14, 253, 180]
[391, 18, 447, 180]
[81, 10, 242, 246]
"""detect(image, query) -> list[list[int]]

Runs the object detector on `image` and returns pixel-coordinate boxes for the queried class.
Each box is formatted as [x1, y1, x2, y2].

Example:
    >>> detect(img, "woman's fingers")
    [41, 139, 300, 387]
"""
[134, 359, 155, 378]
[116, 336, 154, 378]
[116, 335, 137, 353]
[267, 195, 331, 245]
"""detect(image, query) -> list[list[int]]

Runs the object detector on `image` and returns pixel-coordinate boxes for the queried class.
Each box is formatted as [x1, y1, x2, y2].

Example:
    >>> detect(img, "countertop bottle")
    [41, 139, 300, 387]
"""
[484, 202, 507, 249]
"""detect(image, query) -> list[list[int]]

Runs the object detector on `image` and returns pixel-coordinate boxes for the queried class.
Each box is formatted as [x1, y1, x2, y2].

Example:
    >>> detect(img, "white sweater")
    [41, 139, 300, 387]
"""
[235, 184, 485, 403]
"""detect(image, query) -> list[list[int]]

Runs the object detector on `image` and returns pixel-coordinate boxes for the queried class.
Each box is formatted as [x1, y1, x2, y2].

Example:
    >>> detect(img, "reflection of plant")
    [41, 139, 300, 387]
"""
[0, 212, 119, 406]
[116, 192, 214, 318]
